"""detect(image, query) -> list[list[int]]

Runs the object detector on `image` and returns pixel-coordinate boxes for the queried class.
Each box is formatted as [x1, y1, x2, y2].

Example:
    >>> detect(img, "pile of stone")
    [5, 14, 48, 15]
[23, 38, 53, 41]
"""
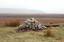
[17, 18, 47, 32]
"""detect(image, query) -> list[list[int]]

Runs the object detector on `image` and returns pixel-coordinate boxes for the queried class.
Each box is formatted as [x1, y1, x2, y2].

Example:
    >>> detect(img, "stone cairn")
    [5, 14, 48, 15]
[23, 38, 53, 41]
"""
[17, 18, 47, 32]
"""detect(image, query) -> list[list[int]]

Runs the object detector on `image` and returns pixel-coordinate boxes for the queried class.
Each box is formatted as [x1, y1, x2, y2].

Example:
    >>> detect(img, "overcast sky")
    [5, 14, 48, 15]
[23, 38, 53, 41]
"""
[0, 0, 64, 14]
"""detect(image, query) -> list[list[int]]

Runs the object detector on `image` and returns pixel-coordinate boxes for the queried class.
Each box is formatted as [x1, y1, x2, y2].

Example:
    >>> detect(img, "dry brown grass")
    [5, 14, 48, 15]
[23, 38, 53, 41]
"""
[0, 18, 64, 26]
[44, 28, 55, 37]
[5, 19, 20, 27]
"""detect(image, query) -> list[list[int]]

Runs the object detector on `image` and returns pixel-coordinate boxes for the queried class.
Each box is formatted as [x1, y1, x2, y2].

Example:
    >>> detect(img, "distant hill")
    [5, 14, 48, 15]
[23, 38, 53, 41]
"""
[0, 8, 44, 14]
[0, 14, 64, 18]
[0, 8, 64, 18]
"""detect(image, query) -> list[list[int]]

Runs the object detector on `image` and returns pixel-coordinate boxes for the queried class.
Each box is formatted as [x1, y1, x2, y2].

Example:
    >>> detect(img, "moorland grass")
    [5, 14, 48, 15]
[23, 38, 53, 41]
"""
[0, 27, 63, 42]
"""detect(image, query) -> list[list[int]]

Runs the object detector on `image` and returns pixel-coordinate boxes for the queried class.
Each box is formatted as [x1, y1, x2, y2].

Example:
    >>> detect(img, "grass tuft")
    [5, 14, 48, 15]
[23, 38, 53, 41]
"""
[44, 28, 55, 37]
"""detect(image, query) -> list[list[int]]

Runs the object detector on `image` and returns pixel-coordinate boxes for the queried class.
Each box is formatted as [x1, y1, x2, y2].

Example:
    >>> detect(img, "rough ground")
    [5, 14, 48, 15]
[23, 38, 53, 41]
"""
[0, 26, 64, 42]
